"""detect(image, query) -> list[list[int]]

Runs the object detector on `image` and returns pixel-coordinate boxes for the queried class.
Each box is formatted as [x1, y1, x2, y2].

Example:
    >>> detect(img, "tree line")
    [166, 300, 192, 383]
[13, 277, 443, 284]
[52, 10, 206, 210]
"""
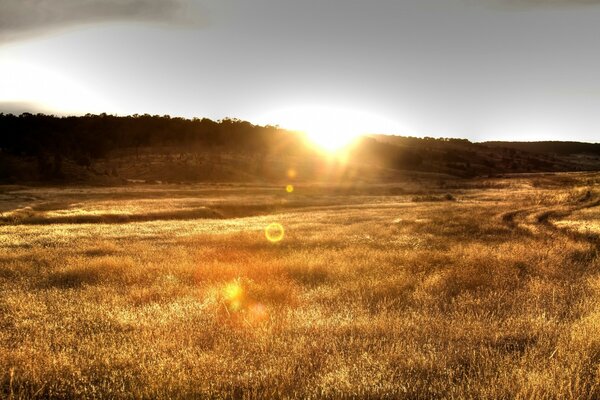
[0, 113, 308, 163]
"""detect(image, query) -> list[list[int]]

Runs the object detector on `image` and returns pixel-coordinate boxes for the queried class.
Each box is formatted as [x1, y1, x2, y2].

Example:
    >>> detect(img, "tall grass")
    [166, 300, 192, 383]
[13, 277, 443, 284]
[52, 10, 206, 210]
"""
[0, 175, 598, 398]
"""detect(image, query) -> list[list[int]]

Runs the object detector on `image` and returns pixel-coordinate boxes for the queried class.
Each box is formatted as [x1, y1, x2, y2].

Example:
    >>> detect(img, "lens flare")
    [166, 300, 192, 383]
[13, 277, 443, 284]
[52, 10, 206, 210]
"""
[224, 281, 242, 300]
[223, 280, 243, 311]
[258, 105, 402, 152]
[265, 222, 285, 242]
[248, 303, 269, 323]
[286, 185, 294, 193]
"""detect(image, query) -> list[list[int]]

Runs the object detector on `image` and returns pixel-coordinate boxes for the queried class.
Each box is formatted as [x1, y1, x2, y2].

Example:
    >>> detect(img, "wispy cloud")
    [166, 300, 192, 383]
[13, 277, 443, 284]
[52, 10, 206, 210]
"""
[0, 0, 204, 43]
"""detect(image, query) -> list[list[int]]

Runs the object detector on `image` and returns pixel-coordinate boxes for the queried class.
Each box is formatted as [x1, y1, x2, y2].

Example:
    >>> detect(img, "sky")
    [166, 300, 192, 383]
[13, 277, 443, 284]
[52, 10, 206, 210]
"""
[1, 0, 600, 142]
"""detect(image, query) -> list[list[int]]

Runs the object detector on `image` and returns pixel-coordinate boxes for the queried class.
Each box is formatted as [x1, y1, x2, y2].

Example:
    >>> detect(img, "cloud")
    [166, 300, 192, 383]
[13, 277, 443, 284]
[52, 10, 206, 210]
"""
[0, 0, 204, 43]
[0, 101, 51, 115]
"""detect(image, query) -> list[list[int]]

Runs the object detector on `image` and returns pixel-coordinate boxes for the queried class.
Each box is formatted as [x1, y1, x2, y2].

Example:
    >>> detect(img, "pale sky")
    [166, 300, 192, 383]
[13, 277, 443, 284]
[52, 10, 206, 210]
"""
[1, 0, 600, 142]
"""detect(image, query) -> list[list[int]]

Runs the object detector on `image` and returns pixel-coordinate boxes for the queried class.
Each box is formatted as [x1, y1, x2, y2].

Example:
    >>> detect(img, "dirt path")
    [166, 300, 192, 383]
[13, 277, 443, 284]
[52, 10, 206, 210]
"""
[500, 190, 600, 245]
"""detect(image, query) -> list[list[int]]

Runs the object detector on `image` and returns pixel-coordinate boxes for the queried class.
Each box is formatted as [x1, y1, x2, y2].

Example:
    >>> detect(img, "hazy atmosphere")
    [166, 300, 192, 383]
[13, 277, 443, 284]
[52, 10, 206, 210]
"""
[2, 0, 600, 142]
[2, 1, 600, 399]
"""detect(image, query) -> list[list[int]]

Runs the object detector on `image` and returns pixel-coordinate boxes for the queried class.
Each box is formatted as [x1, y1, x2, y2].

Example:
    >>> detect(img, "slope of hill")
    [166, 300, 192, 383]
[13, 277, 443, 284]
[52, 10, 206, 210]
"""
[484, 141, 600, 155]
[369, 135, 598, 177]
[484, 141, 600, 172]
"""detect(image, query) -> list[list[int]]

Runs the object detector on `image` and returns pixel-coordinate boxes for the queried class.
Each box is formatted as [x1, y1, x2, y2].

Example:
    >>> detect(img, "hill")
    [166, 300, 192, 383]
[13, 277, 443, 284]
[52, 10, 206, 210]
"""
[484, 141, 600, 155]
[370, 134, 600, 177]
[0, 113, 598, 184]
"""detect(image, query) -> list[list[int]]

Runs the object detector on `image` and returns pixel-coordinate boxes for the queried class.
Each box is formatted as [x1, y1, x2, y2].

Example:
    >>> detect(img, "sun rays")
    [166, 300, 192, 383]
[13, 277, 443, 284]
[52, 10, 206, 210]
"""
[259, 105, 401, 153]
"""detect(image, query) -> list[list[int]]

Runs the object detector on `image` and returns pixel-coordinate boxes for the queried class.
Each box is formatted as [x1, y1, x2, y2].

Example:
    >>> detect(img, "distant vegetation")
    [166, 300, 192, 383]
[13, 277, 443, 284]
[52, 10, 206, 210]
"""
[0, 113, 598, 183]
[485, 141, 600, 155]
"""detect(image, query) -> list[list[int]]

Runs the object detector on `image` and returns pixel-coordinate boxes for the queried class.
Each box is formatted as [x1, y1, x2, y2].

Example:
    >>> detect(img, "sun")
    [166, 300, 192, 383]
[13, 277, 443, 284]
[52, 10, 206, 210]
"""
[259, 105, 401, 152]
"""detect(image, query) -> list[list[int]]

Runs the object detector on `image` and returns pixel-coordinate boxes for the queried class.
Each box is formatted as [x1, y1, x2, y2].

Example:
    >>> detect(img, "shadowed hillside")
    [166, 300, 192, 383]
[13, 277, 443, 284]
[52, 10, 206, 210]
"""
[484, 141, 600, 172]
[367, 134, 600, 177]
[484, 141, 600, 155]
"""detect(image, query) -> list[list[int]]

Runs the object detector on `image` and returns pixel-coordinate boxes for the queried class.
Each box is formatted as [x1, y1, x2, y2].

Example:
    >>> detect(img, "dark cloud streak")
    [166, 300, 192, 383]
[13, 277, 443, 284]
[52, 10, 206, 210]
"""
[0, 0, 203, 43]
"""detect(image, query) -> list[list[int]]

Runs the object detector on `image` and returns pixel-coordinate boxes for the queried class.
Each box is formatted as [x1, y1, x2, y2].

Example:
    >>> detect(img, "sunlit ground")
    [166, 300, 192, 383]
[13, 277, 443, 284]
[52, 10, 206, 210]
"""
[0, 173, 599, 398]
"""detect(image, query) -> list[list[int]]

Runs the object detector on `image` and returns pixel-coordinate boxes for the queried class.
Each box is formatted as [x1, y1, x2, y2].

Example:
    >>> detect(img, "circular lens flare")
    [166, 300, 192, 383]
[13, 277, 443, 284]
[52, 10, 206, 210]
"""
[265, 222, 285, 242]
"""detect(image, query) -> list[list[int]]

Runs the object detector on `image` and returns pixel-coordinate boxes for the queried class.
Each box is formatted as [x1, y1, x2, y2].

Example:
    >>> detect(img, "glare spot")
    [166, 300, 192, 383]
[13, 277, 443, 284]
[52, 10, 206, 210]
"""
[287, 169, 297, 179]
[259, 105, 402, 152]
[286, 185, 294, 193]
[222, 279, 245, 312]
[265, 222, 285, 242]
[224, 280, 242, 302]
[229, 299, 242, 311]
[248, 303, 269, 323]
[0, 59, 113, 114]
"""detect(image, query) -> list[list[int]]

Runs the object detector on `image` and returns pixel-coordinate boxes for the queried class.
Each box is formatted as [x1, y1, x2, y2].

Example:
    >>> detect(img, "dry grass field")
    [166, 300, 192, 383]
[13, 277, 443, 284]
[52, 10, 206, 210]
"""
[0, 172, 599, 399]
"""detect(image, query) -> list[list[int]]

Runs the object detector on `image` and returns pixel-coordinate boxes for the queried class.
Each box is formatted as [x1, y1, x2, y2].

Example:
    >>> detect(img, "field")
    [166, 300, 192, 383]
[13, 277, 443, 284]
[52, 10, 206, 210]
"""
[1, 172, 599, 399]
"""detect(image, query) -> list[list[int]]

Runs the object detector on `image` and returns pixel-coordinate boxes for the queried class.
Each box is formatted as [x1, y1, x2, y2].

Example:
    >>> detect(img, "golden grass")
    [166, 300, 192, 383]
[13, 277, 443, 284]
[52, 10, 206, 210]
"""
[0, 174, 599, 399]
